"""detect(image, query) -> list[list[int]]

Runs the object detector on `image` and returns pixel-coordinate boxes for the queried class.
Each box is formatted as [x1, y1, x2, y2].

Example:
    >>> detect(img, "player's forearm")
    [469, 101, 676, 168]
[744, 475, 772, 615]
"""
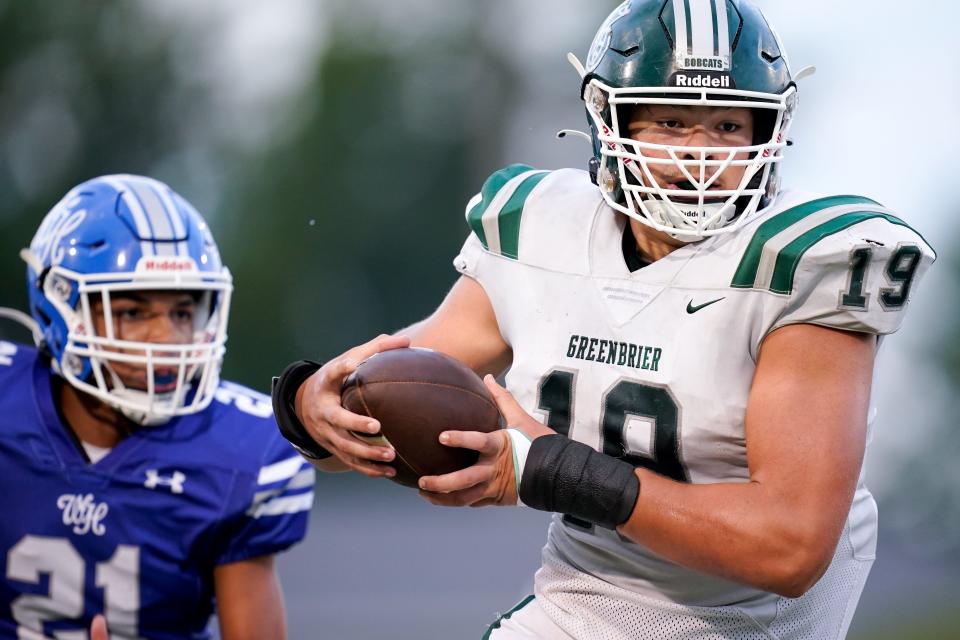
[619, 469, 847, 598]
[397, 276, 513, 377]
[214, 557, 287, 640]
[220, 620, 286, 640]
[400, 315, 512, 377]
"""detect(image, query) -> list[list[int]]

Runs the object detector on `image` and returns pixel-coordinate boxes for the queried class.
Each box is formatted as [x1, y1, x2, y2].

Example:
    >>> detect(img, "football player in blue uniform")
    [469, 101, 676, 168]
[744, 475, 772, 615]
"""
[0, 175, 314, 639]
[274, 1, 935, 638]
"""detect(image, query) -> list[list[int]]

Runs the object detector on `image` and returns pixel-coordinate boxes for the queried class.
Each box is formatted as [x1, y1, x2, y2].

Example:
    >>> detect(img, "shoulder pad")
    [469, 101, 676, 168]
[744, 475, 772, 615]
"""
[213, 380, 274, 421]
[730, 195, 935, 295]
[465, 164, 550, 260]
[734, 195, 935, 335]
[0, 341, 39, 375]
[462, 166, 601, 270]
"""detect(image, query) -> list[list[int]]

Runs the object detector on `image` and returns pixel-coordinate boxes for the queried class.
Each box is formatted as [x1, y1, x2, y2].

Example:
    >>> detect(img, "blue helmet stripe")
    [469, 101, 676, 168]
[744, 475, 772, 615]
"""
[145, 178, 189, 257]
[103, 176, 155, 258]
[126, 177, 179, 257]
[119, 177, 163, 256]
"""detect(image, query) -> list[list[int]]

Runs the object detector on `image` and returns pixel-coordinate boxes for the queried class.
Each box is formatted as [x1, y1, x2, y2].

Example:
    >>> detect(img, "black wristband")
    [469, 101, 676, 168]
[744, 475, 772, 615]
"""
[519, 434, 639, 530]
[271, 359, 332, 461]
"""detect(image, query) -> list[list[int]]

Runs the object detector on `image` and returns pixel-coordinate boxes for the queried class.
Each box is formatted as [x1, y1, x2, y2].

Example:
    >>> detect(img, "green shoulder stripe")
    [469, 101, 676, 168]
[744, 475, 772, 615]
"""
[497, 171, 548, 259]
[466, 164, 536, 249]
[465, 164, 548, 259]
[732, 196, 881, 289]
[768, 211, 915, 294]
[732, 194, 931, 294]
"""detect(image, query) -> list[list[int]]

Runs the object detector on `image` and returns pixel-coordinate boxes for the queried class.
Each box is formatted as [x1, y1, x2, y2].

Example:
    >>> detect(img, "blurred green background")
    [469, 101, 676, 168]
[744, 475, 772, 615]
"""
[0, 1, 956, 638]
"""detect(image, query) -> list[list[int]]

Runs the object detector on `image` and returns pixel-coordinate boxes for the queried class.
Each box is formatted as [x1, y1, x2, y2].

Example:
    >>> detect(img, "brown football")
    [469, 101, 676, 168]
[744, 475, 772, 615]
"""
[341, 348, 501, 487]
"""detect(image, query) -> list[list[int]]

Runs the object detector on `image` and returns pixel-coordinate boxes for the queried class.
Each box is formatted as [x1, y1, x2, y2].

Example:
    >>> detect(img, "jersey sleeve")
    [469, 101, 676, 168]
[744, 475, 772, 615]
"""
[763, 212, 936, 336]
[214, 431, 315, 565]
[453, 164, 601, 276]
[453, 164, 601, 345]
[455, 163, 550, 273]
[454, 164, 558, 348]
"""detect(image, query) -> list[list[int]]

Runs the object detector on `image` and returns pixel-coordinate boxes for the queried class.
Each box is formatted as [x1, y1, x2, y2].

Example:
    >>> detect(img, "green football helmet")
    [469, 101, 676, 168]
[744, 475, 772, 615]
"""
[581, 0, 801, 240]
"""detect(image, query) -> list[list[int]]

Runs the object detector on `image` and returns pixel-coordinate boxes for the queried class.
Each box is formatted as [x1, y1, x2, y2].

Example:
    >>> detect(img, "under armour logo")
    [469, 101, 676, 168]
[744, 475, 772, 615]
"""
[144, 469, 186, 494]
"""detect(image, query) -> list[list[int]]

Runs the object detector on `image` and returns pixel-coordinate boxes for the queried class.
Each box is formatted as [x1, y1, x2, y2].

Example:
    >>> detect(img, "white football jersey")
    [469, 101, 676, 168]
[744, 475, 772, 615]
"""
[456, 165, 935, 639]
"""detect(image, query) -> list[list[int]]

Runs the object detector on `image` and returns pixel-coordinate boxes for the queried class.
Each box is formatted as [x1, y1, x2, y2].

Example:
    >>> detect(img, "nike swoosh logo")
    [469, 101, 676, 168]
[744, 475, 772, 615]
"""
[686, 297, 726, 314]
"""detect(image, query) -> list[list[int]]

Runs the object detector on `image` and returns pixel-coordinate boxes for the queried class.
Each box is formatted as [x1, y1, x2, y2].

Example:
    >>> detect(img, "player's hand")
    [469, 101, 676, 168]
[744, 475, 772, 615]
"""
[296, 334, 410, 478]
[90, 614, 108, 640]
[418, 375, 553, 507]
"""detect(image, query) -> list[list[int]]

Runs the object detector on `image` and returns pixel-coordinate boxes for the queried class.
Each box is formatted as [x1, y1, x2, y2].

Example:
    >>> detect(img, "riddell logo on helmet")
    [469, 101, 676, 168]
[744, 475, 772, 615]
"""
[671, 72, 734, 89]
[136, 258, 197, 272]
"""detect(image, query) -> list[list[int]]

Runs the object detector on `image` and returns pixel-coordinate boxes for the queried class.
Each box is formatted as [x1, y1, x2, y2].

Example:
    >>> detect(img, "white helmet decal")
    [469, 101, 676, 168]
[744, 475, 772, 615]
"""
[586, 1, 631, 73]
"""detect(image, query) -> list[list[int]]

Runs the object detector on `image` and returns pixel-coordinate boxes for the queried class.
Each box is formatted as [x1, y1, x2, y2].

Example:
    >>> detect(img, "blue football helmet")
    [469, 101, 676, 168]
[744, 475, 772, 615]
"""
[20, 175, 233, 425]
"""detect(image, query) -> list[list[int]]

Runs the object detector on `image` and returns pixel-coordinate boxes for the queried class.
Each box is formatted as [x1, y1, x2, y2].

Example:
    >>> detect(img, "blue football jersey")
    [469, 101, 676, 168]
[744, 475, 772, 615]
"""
[0, 341, 314, 639]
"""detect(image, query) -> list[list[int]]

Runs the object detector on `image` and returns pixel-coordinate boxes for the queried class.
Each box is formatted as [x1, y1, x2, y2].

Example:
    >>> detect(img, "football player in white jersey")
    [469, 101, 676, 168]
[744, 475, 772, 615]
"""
[273, 1, 935, 638]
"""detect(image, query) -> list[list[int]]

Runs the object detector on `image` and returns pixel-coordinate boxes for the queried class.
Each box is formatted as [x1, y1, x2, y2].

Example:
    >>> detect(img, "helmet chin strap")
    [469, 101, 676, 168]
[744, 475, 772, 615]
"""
[619, 158, 736, 240]
[639, 198, 737, 242]
[101, 364, 175, 427]
[110, 388, 175, 427]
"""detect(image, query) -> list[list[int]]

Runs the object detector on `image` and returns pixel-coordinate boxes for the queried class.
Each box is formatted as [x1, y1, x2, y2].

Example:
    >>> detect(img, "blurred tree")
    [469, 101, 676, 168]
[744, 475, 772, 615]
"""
[0, 0, 217, 336]
[883, 262, 960, 557]
[0, 1, 521, 396]
[219, 2, 518, 390]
